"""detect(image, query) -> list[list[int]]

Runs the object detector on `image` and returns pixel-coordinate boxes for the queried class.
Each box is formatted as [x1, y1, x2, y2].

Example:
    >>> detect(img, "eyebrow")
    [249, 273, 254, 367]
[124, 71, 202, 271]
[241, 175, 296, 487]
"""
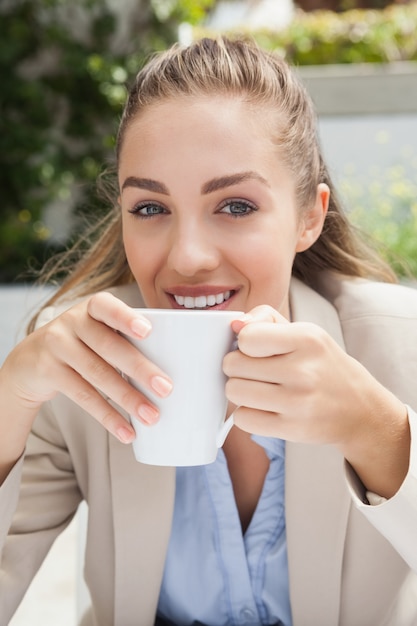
[121, 176, 169, 194]
[120, 170, 269, 195]
[201, 171, 270, 194]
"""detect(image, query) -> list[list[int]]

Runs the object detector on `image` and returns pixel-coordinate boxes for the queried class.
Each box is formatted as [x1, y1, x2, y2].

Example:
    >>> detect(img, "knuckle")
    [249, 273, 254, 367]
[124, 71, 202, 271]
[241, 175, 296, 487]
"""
[296, 355, 316, 380]
[60, 303, 83, 328]
[73, 386, 95, 406]
[295, 359, 321, 395]
[300, 323, 329, 353]
[40, 322, 66, 351]
[128, 357, 147, 385]
[119, 385, 143, 413]
[88, 291, 107, 308]
[85, 357, 111, 384]
[100, 406, 118, 432]
[99, 329, 119, 355]
[87, 291, 111, 316]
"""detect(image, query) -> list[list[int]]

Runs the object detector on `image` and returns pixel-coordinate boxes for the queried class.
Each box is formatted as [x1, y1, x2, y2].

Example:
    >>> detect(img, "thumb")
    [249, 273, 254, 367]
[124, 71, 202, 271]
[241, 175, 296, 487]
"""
[231, 304, 289, 333]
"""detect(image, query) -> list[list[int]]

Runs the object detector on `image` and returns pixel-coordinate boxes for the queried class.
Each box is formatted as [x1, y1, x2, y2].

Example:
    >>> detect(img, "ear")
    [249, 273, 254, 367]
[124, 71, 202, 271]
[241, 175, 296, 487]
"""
[295, 183, 329, 253]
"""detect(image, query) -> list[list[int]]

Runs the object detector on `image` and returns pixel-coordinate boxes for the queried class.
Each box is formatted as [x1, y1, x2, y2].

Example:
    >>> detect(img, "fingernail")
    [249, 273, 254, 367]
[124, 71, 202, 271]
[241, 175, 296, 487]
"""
[138, 404, 159, 424]
[116, 425, 135, 444]
[151, 375, 173, 397]
[131, 317, 152, 338]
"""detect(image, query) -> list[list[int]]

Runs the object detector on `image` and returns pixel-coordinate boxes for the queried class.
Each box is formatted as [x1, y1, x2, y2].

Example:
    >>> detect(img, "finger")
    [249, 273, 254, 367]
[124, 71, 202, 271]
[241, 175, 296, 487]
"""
[237, 319, 331, 359]
[232, 405, 340, 445]
[63, 339, 162, 427]
[73, 314, 173, 397]
[236, 322, 297, 358]
[231, 304, 288, 333]
[53, 365, 137, 444]
[86, 292, 152, 339]
[223, 350, 286, 384]
[231, 305, 292, 358]
[226, 378, 288, 414]
[232, 406, 288, 439]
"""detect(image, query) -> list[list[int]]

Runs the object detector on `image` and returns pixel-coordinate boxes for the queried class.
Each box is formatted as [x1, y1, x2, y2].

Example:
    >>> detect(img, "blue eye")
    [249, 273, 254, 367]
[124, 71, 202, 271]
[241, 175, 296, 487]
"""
[129, 203, 166, 218]
[218, 199, 258, 217]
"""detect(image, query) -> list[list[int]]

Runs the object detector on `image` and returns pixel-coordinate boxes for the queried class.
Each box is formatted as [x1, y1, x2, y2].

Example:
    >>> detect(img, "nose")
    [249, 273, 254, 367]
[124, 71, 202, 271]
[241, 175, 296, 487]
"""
[167, 221, 220, 276]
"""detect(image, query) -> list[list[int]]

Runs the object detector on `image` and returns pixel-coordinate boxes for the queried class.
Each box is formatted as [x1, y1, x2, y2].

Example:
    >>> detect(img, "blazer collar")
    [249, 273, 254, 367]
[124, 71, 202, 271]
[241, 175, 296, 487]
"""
[286, 278, 352, 626]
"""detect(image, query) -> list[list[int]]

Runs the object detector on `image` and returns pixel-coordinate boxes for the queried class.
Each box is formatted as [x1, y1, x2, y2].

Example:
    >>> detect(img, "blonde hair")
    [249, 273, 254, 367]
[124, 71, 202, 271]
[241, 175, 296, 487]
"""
[29, 36, 396, 329]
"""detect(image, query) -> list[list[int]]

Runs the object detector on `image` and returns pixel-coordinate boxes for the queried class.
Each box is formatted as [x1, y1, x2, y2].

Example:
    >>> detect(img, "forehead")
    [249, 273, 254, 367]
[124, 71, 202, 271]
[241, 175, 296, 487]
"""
[118, 95, 284, 169]
[117, 96, 299, 207]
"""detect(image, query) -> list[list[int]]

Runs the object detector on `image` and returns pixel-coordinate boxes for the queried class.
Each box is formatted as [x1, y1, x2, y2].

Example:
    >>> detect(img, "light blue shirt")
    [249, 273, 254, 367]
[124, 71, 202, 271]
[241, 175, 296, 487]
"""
[157, 435, 292, 626]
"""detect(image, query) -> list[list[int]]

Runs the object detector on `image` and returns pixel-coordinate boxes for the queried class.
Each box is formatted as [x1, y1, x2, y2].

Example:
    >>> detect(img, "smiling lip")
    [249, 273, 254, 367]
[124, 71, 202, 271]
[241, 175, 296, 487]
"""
[166, 288, 237, 310]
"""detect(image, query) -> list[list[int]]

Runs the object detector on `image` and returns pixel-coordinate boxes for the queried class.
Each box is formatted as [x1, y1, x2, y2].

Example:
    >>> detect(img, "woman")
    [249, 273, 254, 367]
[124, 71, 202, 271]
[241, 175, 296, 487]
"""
[1, 36, 416, 626]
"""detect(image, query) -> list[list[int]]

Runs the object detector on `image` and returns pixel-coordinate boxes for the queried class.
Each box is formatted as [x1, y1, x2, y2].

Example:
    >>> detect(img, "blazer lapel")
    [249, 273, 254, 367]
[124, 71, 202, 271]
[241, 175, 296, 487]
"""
[286, 278, 352, 626]
[109, 434, 175, 625]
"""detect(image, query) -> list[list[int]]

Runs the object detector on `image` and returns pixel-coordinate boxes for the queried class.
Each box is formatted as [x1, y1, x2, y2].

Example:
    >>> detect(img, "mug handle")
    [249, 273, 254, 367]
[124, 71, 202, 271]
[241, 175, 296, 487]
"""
[215, 411, 236, 448]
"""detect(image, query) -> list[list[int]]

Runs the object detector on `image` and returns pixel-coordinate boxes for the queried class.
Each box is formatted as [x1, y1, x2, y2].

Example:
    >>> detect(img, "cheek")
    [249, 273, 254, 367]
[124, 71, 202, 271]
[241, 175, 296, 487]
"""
[123, 227, 155, 286]
[241, 233, 296, 308]
[241, 230, 296, 273]
[123, 231, 139, 273]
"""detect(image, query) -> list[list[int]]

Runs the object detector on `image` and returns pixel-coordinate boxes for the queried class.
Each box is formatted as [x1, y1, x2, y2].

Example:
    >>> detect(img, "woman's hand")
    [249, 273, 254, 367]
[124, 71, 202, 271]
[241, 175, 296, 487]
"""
[223, 305, 410, 498]
[0, 292, 172, 476]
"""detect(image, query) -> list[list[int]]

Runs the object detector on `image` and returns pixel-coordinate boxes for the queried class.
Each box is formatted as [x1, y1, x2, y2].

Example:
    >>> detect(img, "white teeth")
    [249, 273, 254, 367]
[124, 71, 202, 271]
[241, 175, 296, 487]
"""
[194, 296, 207, 308]
[184, 296, 195, 309]
[174, 290, 231, 309]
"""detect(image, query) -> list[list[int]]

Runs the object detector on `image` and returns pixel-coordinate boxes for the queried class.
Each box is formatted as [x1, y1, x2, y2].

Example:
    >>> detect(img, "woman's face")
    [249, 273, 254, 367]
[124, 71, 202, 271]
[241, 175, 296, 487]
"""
[119, 96, 327, 318]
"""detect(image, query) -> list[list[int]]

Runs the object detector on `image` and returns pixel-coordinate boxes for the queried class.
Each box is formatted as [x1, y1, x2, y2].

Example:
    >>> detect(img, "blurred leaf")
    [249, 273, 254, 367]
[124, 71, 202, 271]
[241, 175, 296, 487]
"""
[198, 2, 417, 64]
[0, 0, 213, 282]
[341, 157, 417, 278]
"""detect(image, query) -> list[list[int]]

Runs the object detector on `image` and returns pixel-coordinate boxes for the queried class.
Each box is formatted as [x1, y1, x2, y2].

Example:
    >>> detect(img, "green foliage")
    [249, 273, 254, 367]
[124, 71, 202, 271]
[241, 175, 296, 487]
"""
[152, 0, 214, 24]
[340, 156, 417, 277]
[0, 0, 214, 282]
[200, 2, 417, 65]
[281, 3, 417, 65]
[2, 0, 416, 282]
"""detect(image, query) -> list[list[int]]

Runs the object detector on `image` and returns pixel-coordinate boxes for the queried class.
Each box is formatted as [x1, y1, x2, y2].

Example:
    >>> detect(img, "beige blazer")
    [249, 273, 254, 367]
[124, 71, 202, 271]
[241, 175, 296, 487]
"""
[1, 273, 417, 626]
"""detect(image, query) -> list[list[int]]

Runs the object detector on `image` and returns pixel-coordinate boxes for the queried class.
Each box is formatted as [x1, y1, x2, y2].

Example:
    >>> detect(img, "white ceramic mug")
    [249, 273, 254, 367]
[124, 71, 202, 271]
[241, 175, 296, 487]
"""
[124, 308, 242, 466]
